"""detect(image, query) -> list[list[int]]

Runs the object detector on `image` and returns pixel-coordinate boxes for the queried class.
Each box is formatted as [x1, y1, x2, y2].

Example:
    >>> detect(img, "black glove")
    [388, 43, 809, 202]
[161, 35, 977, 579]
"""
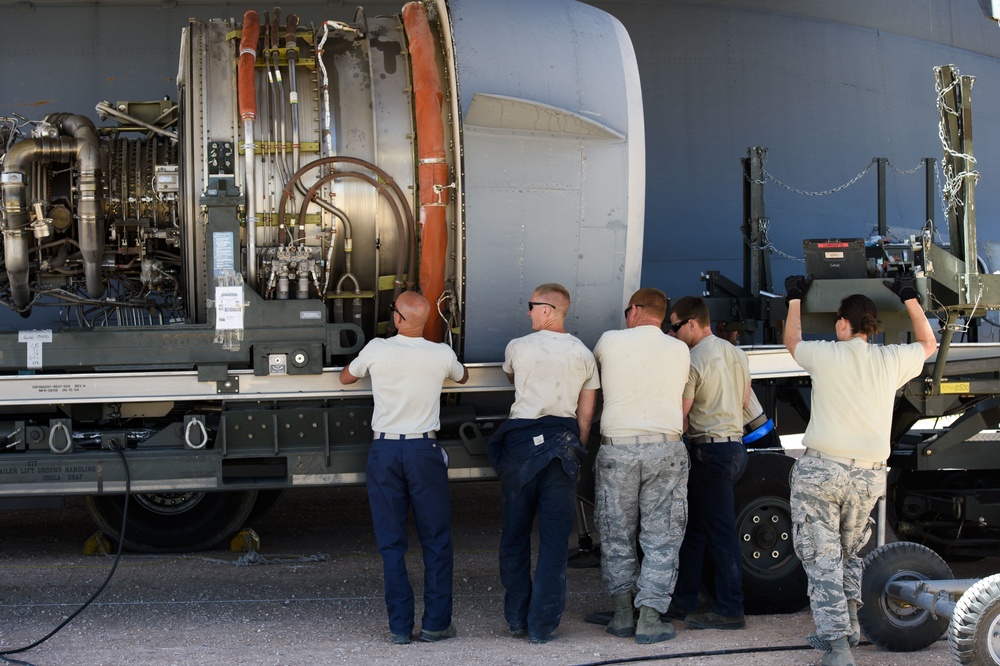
[885, 272, 919, 303]
[784, 275, 812, 305]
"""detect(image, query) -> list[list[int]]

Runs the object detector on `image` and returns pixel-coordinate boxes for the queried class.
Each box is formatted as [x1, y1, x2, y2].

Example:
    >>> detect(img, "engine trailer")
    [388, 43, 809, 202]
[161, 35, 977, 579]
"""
[0, 0, 647, 552]
[3, 0, 1000, 632]
[692, 63, 1000, 637]
[0, 0, 821, 617]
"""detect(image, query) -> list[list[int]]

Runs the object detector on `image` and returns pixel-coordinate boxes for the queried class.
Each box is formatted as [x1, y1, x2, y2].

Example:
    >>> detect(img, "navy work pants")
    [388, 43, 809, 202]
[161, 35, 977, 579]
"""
[499, 457, 577, 640]
[673, 440, 748, 617]
[366, 437, 453, 636]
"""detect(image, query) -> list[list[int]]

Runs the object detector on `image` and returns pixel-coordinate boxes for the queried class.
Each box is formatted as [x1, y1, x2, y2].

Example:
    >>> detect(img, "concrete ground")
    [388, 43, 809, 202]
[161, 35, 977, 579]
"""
[0, 481, 993, 666]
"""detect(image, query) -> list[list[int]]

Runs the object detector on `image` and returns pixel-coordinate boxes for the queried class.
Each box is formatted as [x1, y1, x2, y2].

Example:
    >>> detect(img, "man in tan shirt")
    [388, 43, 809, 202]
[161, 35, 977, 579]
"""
[593, 288, 690, 643]
[668, 296, 750, 630]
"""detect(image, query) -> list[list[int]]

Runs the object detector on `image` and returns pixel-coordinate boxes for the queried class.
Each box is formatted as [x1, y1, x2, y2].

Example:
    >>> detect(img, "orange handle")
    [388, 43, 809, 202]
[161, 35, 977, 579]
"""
[271, 8, 281, 51]
[238, 10, 260, 121]
[286, 13, 300, 51]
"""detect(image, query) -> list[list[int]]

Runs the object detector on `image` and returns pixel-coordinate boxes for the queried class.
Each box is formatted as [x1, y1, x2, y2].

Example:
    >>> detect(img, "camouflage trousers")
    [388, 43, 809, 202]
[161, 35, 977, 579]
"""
[790, 454, 885, 642]
[594, 439, 689, 613]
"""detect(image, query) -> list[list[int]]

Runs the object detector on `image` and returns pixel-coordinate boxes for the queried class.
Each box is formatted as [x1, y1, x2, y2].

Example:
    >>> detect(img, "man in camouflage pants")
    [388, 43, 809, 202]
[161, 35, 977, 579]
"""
[784, 275, 936, 666]
[593, 288, 691, 643]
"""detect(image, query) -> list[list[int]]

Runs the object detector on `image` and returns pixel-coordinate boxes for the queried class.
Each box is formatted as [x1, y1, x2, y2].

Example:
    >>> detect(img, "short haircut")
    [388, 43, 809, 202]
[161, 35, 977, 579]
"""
[670, 295, 710, 327]
[629, 288, 667, 322]
[534, 282, 571, 307]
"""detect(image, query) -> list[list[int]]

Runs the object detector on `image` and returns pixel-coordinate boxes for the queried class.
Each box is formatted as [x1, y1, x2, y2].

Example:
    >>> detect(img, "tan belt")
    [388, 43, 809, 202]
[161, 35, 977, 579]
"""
[744, 413, 769, 433]
[374, 431, 437, 440]
[689, 435, 741, 445]
[803, 448, 884, 470]
[602, 434, 682, 446]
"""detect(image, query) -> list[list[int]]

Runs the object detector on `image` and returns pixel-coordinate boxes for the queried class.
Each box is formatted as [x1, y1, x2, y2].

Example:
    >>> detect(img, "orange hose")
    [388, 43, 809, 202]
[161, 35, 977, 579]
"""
[238, 10, 260, 121]
[403, 2, 448, 342]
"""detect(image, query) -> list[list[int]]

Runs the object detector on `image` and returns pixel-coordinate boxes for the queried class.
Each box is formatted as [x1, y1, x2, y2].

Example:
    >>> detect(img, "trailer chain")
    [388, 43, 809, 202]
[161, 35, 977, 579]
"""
[761, 159, 875, 197]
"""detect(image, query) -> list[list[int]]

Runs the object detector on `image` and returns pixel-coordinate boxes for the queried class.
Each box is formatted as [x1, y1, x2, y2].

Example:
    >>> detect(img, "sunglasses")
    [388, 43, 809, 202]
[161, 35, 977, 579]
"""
[624, 304, 644, 317]
[528, 301, 556, 311]
[389, 301, 406, 321]
[669, 317, 692, 333]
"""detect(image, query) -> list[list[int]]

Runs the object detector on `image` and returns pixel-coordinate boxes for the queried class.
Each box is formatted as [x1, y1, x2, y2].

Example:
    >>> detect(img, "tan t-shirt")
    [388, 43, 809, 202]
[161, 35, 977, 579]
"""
[744, 390, 764, 424]
[503, 329, 600, 420]
[594, 325, 689, 437]
[684, 334, 749, 440]
[795, 337, 926, 463]
[348, 335, 467, 433]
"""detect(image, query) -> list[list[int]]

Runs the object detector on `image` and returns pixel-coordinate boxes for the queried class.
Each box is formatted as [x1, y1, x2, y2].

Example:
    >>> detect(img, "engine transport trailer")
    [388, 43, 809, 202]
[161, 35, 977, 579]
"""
[0, 0, 645, 551]
[3, 0, 1000, 641]
[0, 0, 824, 619]
[696, 61, 1000, 662]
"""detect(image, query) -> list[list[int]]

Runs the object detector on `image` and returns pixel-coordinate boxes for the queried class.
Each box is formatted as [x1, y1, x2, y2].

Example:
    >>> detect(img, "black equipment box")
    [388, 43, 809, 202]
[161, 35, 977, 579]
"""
[803, 238, 868, 279]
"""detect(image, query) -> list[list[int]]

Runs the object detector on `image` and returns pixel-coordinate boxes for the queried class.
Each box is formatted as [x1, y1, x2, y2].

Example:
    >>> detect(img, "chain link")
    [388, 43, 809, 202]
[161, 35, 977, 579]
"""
[934, 161, 948, 224]
[886, 159, 925, 175]
[744, 152, 938, 264]
[762, 159, 875, 196]
[744, 217, 805, 263]
[935, 64, 980, 219]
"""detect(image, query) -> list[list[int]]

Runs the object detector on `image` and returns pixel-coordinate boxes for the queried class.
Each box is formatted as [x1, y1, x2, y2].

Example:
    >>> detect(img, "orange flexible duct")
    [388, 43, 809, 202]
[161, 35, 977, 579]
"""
[402, 2, 449, 342]
[238, 11, 260, 122]
[238, 10, 261, 287]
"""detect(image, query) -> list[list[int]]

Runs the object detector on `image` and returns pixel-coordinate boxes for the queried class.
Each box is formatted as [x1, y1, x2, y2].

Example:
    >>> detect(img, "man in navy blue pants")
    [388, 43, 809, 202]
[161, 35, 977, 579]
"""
[366, 436, 454, 640]
[489, 283, 599, 644]
[341, 291, 468, 644]
[671, 441, 747, 620]
[668, 296, 750, 630]
[494, 425, 581, 641]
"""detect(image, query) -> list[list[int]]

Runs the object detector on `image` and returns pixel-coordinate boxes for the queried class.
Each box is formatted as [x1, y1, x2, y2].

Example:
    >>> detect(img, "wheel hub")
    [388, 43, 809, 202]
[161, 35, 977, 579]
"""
[989, 606, 1000, 663]
[738, 498, 794, 570]
[880, 571, 930, 626]
[135, 491, 205, 515]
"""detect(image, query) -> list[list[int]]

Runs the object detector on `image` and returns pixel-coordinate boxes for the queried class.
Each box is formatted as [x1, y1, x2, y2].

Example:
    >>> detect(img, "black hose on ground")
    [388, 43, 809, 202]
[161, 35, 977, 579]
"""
[0, 441, 131, 665]
[572, 640, 883, 665]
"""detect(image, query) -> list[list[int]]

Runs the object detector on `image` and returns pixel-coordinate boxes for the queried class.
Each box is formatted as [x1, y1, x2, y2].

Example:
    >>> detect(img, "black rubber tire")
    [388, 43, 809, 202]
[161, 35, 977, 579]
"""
[84, 490, 258, 553]
[859, 541, 953, 651]
[948, 573, 1000, 665]
[246, 489, 286, 524]
[733, 452, 808, 614]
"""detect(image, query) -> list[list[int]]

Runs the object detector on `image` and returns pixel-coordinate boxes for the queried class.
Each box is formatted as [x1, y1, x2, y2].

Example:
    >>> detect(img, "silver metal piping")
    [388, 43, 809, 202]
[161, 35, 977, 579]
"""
[1, 113, 105, 312]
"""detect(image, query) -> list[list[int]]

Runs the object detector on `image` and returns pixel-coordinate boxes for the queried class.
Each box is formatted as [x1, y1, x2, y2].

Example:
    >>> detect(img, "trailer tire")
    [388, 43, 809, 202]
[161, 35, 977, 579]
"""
[247, 489, 286, 523]
[85, 490, 258, 553]
[859, 541, 953, 651]
[948, 573, 1000, 665]
[733, 452, 808, 614]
